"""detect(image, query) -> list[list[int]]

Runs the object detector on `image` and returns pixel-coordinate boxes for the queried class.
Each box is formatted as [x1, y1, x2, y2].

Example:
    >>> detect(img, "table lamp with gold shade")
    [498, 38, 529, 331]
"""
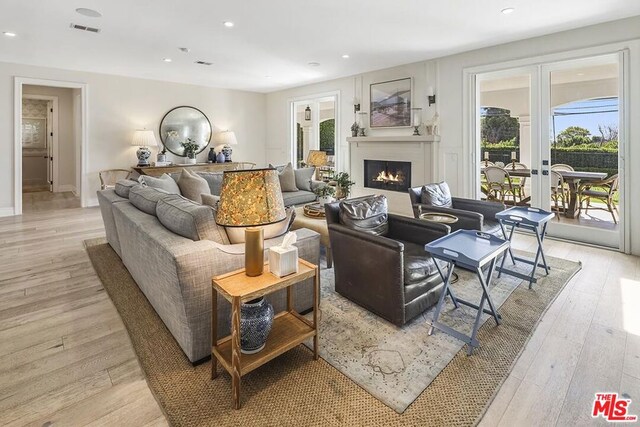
[216, 169, 286, 277]
[306, 150, 328, 181]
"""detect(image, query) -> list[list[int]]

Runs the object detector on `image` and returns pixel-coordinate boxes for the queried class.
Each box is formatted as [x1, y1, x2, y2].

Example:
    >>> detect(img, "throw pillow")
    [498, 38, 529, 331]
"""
[200, 193, 220, 208]
[138, 173, 181, 195]
[156, 194, 230, 245]
[421, 182, 453, 208]
[339, 195, 389, 236]
[294, 167, 315, 192]
[178, 169, 211, 203]
[274, 162, 298, 192]
[196, 172, 224, 196]
[128, 185, 169, 216]
[225, 206, 296, 244]
[114, 179, 138, 198]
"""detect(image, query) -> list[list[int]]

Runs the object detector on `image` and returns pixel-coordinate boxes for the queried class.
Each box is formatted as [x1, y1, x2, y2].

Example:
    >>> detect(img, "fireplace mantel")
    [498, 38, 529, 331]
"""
[348, 135, 440, 216]
[346, 135, 440, 143]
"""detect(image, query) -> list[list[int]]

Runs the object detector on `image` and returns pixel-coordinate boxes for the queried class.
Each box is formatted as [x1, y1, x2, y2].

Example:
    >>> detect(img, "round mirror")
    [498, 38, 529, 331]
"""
[159, 106, 212, 157]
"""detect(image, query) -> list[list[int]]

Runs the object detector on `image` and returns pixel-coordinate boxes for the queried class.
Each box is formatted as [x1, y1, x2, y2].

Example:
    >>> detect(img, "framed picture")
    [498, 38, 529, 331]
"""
[22, 118, 47, 149]
[370, 77, 412, 128]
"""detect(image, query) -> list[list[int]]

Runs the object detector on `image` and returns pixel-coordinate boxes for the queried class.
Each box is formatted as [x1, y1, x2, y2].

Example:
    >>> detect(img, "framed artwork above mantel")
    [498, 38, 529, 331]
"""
[370, 77, 412, 128]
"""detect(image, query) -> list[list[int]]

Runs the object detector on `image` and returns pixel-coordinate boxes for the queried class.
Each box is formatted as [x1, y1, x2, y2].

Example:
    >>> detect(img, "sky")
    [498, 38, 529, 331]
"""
[552, 98, 619, 137]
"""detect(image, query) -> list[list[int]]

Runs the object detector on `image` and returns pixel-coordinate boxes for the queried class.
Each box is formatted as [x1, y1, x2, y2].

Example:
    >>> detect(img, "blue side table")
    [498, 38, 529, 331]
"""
[425, 230, 510, 355]
[495, 206, 555, 289]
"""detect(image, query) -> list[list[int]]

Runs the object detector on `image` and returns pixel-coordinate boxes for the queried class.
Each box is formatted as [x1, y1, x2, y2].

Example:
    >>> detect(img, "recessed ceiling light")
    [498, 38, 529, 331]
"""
[265, 75, 272, 79]
[223, 21, 234, 28]
[308, 62, 320, 67]
[162, 58, 172, 63]
[75, 8, 102, 18]
[501, 7, 515, 14]
[342, 54, 350, 59]
[3, 31, 17, 37]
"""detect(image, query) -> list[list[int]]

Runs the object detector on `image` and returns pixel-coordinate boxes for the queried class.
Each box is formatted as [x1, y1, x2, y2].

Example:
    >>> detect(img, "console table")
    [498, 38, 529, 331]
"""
[133, 162, 240, 176]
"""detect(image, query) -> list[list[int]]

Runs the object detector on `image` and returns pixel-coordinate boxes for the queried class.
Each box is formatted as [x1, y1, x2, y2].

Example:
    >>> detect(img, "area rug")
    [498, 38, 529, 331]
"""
[85, 238, 580, 426]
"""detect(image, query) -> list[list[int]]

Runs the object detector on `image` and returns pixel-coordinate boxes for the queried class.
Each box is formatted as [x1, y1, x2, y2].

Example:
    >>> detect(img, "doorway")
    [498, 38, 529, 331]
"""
[290, 93, 339, 179]
[472, 53, 624, 249]
[14, 78, 88, 214]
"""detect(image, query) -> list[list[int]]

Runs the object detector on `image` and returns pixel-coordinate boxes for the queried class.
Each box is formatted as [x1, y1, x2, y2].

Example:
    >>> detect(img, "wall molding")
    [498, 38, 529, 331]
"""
[0, 207, 16, 217]
[57, 184, 77, 194]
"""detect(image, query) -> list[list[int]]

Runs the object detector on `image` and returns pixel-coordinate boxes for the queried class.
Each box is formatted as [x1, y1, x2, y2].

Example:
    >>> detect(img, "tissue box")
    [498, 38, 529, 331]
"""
[269, 246, 298, 278]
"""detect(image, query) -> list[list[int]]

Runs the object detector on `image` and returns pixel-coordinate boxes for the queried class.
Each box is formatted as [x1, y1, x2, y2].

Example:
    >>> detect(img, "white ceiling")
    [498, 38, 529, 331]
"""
[1, 0, 639, 93]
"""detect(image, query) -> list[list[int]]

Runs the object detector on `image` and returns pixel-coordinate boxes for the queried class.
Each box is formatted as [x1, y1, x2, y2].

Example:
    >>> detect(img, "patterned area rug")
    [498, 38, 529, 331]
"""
[306, 259, 561, 413]
[85, 238, 580, 426]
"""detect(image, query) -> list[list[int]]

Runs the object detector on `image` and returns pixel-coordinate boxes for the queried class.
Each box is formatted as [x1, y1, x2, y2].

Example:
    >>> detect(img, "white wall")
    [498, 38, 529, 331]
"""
[266, 15, 640, 254]
[0, 62, 267, 210]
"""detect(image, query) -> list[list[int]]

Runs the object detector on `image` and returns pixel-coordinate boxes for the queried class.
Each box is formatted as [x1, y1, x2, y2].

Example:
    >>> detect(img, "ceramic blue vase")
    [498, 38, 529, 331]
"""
[239, 297, 274, 354]
[208, 147, 216, 163]
[216, 151, 226, 163]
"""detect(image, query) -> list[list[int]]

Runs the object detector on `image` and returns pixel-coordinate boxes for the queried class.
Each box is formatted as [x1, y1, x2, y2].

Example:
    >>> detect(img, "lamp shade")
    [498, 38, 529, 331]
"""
[213, 130, 238, 146]
[306, 150, 328, 167]
[216, 169, 286, 227]
[131, 130, 157, 147]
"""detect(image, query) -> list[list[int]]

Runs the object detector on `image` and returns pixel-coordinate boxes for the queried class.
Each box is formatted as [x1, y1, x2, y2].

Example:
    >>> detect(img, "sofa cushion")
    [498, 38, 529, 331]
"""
[401, 240, 440, 285]
[339, 195, 388, 236]
[196, 172, 224, 196]
[178, 169, 211, 203]
[282, 190, 316, 207]
[114, 179, 138, 198]
[421, 182, 453, 208]
[139, 173, 181, 195]
[129, 185, 169, 216]
[225, 206, 296, 244]
[294, 167, 315, 192]
[156, 194, 230, 244]
[275, 162, 298, 192]
[200, 193, 220, 208]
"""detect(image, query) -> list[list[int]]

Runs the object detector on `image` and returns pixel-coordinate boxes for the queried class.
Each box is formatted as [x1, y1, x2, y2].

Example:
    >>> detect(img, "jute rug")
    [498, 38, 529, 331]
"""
[85, 238, 580, 426]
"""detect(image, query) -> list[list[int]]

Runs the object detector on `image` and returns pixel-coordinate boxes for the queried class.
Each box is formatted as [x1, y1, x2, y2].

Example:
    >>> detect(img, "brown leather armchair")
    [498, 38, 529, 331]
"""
[325, 200, 450, 326]
[409, 182, 505, 235]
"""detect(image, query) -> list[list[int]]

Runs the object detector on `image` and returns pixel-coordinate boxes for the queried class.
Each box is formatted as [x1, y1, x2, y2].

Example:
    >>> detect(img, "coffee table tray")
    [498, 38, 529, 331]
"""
[303, 203, 325, 218]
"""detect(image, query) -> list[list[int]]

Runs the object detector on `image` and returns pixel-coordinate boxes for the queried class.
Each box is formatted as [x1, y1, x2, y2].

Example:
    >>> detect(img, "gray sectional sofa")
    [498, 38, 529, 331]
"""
[97, 178, 320, 363]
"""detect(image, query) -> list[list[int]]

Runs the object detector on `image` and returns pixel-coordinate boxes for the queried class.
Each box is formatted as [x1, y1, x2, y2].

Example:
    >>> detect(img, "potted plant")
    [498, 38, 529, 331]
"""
[334, 172, 356, 199]
[181, 138, 199, 164]
[350, 121, 359, 137]
[314, 185, 336, 206]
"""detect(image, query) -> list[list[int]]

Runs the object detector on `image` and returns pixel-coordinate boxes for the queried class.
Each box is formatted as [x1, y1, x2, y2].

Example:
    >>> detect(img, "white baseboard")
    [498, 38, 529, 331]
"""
[57, 185, 77, 194]
[0, 207, 16, 217]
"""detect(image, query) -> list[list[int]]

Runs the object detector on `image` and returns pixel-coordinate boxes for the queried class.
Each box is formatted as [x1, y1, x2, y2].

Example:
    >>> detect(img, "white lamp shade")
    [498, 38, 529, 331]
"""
[131, 130, 157, 147]
[213, 130, 238, 146]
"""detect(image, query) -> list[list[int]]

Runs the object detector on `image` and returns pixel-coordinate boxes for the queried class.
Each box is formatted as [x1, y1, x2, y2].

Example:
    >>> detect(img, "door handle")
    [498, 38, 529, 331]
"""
[531, 169, 539, 175]
[43, 155, 48, 159]
[542, 170, 549, 176]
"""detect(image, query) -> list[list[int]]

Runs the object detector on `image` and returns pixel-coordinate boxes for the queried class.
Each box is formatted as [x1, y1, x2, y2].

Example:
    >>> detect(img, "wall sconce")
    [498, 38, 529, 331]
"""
[427, 86, 436, 106]
[304, 105, 311, 121]
[353, 97, 361, 113]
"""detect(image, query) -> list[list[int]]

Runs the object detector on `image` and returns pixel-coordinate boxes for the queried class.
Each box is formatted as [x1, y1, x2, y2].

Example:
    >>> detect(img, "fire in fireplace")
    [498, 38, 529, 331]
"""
[364, 160, 412, 192]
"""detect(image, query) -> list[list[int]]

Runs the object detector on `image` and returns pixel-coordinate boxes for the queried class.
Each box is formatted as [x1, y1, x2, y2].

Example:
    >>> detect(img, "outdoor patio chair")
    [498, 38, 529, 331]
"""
[99, 169, 131, 190]
[550, 170, 567, 220]
[505, 162, 529, 199]
[578, 174, 619, 224]
[482, 166, 518, 203]
[550, 163, 574, 172]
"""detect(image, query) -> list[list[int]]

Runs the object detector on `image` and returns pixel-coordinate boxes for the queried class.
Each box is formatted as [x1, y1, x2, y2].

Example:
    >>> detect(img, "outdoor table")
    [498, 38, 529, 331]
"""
[424, 229, 510, 355]
[557, 171, 607, 218]
[496, 206, 555, 288]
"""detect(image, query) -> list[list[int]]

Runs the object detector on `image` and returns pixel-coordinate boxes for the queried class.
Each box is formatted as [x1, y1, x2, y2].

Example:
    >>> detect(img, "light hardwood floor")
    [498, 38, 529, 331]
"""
[0, 202, 638, 426]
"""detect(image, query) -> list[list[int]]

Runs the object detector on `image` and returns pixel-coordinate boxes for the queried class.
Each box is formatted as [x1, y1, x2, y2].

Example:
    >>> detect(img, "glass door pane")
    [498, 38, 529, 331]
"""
[542, 55, 621, 248]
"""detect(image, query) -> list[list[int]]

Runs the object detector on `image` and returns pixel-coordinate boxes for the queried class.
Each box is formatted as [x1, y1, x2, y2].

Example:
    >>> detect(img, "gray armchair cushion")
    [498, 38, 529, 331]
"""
[114, 179, 138, 198]
[421, 182, 453, 208]
[339, 195, 389, 236]
[156, 194, 230, 244]
[401, 240, 440, 285]
[294, 167, 315, 192]
[177, 169, 210, 204]
[129, 185, 169, 216]
[139, 173, 181, 195]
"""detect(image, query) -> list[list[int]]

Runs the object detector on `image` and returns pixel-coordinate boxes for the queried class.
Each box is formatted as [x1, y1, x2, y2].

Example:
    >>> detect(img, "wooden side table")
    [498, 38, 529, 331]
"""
[211, 259, 320, 409]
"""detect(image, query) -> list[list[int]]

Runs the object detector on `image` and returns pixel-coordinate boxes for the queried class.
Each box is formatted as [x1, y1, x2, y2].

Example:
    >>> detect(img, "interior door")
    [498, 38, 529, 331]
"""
[46, 101, 53, 192]
[540, 54, 622, 248]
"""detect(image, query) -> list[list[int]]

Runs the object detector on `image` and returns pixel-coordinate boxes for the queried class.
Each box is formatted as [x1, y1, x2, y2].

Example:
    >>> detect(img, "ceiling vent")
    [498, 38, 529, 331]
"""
[69, 23, 101, 33]
[195, 60, 213, 66]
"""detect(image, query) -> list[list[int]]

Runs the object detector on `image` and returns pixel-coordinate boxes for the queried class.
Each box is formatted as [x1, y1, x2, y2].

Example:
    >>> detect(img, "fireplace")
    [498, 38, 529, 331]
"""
[364, 160, 412, 193]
